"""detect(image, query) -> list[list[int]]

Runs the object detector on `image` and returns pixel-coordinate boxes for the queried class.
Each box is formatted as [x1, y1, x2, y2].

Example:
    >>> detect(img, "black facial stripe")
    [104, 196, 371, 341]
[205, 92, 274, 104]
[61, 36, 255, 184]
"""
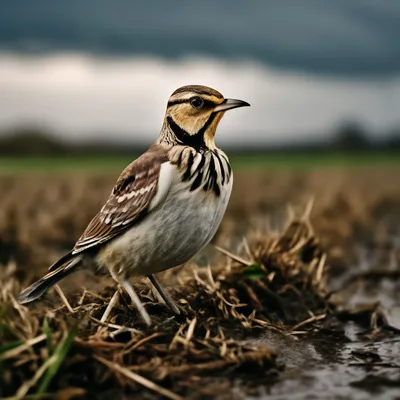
[198, 112, 217, 136]
[167, 113, 218, 150]
[167, 116, 206, 149]
[168, 98, 217, 109]
[201, 99, 218, 109]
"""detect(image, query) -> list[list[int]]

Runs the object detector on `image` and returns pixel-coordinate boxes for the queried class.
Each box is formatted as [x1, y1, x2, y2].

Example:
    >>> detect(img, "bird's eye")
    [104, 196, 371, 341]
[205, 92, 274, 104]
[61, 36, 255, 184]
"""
[190, 96, 204, 109]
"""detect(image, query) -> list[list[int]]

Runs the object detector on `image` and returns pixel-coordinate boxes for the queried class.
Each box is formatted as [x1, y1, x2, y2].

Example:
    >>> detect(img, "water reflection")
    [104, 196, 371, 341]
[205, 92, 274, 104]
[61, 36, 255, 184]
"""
[259, 325, 400, 399]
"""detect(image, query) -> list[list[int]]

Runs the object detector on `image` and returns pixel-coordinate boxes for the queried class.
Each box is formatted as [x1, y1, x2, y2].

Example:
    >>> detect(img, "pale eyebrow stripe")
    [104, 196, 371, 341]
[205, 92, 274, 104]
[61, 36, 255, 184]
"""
[169, 91, 220, 102]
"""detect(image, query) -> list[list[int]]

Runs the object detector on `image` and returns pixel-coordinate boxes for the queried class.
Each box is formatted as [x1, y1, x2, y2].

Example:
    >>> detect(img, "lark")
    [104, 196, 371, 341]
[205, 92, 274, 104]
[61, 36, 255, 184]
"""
[17, 85, 250, 325]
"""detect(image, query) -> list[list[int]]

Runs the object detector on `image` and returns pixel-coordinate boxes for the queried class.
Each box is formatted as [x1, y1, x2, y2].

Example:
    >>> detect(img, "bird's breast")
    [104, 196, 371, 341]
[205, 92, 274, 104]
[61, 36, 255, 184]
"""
[172, 147, 232, 198]
[100, 150, 233, 277]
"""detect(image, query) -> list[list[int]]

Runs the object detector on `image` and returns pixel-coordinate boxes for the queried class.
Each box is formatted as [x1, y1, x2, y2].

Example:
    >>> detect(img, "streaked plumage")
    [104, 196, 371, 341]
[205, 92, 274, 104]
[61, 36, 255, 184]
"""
[17, 85, 250, 325]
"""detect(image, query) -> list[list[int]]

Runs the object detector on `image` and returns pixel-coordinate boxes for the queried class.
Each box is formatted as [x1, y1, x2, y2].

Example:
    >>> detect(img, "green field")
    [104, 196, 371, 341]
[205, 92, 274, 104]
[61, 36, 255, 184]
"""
[0, 151, 400, 173]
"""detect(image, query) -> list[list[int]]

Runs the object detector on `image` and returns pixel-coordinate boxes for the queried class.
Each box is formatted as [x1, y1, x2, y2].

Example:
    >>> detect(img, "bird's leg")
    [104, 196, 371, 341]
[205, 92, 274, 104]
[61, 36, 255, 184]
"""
[100, 289, 120, 324]
[120, 279, 152, 326]
[148, 274, 180, 315]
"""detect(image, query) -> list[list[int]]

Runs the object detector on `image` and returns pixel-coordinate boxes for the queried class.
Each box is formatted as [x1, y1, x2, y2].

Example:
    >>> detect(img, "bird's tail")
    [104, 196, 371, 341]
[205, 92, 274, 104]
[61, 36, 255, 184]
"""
[17, 255, 83, 304]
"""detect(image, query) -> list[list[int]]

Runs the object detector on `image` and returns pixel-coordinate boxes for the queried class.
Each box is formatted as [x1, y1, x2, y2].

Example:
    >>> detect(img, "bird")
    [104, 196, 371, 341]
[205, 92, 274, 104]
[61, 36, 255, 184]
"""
[17, 85, 250, 325]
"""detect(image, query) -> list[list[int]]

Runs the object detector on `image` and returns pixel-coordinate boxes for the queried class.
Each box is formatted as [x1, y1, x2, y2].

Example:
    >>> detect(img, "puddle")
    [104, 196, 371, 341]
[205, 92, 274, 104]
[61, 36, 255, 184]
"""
[252, 235, 400, 400]
[256, 326, 400, 400]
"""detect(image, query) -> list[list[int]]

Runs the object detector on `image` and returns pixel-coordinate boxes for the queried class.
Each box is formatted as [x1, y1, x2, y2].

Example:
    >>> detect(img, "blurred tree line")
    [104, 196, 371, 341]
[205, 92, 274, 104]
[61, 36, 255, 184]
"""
[331, 122, 400, 150]
[0, 123, 399, 156]
[0, 128, 147, 156]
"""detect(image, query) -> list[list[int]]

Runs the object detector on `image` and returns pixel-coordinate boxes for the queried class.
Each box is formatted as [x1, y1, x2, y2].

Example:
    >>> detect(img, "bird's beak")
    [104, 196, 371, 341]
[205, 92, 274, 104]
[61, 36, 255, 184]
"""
[213, 98, 250, 113]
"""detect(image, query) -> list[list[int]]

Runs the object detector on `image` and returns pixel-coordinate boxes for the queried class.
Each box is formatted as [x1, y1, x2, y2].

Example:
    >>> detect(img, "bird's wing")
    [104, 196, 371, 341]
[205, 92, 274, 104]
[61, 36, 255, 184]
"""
[70, 144, 171, 257]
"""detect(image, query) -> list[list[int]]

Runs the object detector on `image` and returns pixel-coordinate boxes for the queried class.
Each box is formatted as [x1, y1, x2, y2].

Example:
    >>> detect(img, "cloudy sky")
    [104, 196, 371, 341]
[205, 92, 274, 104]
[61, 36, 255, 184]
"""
[1, 0, 400, 146]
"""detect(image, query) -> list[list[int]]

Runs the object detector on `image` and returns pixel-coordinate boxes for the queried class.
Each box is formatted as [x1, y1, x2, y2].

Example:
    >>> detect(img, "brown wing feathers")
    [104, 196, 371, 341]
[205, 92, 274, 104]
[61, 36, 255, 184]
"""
[72, 145, 168, 253]
[18, 146, 168, 304]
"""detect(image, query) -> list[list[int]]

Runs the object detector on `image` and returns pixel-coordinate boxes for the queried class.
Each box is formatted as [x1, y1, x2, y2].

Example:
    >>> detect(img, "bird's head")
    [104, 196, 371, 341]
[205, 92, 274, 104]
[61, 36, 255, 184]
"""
[161, 85, 250, 150]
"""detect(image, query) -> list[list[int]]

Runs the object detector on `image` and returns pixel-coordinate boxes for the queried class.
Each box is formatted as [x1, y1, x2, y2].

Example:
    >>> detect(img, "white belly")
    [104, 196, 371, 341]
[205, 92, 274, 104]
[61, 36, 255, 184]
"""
[99, 160, 232, 278]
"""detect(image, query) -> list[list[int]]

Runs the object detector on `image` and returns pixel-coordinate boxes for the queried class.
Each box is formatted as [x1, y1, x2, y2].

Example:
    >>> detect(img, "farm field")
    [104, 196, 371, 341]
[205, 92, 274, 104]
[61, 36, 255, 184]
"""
[0, 151, 400, 173]
[1, 162, 400, 399]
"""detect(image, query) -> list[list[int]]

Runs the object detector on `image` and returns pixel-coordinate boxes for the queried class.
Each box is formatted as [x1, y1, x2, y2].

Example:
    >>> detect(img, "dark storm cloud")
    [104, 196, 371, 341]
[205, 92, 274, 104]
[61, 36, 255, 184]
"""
[0, 0, 400, 76]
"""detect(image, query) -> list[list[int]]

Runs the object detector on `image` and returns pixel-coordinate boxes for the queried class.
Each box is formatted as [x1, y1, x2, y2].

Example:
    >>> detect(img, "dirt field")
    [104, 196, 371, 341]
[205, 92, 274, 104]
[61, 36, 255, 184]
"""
[1, 167, 400, 399]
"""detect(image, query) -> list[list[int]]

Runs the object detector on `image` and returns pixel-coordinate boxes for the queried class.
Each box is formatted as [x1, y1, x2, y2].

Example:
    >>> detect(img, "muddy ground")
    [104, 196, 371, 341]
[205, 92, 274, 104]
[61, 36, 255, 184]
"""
[1, 167, 400, 399]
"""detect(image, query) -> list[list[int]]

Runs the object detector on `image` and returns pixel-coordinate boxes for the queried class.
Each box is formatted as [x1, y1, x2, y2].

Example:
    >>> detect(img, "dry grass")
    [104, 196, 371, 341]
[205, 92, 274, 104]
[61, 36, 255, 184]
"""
[1, 168, 400, 398]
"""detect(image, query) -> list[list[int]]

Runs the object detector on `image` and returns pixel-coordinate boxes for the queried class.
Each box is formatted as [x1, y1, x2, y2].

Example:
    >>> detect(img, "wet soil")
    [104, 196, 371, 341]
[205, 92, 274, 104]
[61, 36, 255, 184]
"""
[266, 224, 400, 400]
[263, 280, 400, 400]
[263, 328, 400, 400]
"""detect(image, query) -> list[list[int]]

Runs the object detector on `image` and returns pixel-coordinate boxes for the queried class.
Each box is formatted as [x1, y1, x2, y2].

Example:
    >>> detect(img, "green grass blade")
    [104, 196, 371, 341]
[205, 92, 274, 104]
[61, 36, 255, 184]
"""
[36, 326, 77, 395]
[42, 318, 54, 355]
[243, 263, 265, 280]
